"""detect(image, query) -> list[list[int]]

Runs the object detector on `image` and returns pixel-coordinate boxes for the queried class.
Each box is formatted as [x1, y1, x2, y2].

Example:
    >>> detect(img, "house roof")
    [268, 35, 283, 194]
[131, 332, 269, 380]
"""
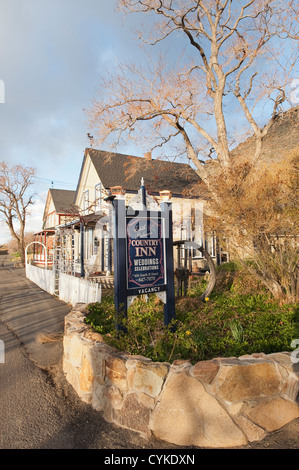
[231, 105, 299, 163]
[45, 188, 76, 216]
[82, 148, 201, 197]
[202, 105, 299, 181]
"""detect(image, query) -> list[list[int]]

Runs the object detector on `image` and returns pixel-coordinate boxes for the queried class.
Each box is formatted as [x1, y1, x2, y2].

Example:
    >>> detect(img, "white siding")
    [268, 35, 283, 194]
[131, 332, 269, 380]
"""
[75, 154, 103, 214]
[44, 194, 59, 229]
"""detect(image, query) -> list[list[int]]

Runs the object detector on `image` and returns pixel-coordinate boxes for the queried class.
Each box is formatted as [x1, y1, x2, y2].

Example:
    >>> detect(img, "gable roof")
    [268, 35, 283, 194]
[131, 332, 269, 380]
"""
[44, 188, 76, 219]
[77, 148, 201, 198]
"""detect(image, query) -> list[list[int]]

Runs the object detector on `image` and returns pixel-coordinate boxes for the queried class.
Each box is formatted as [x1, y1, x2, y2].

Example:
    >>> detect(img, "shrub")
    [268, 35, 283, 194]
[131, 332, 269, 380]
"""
[85, 278, 299, 364]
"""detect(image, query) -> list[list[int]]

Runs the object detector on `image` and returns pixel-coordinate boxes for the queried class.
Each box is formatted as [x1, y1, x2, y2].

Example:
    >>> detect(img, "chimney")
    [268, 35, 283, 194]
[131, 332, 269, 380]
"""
[110, 186, 125, 196]
[144, 151, 152, 160]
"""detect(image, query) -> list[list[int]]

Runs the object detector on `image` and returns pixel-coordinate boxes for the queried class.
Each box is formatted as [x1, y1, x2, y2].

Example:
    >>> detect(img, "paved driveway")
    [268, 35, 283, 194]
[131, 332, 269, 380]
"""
[0, 256, 181, 450]
[0, 256, 70, 368]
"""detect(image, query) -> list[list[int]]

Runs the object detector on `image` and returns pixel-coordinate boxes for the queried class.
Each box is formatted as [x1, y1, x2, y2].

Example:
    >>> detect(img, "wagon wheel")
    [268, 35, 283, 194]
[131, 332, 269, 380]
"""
[195, 245, 217, 302]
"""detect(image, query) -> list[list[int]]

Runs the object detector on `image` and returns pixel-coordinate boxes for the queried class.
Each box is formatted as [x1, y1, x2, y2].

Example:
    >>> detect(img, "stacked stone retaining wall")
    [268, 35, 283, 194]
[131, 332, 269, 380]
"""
[63, 305, 299, 448]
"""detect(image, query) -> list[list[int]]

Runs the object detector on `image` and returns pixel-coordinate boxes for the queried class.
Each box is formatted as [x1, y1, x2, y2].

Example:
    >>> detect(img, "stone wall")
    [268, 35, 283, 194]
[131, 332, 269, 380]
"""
[63, 305, 299, 448]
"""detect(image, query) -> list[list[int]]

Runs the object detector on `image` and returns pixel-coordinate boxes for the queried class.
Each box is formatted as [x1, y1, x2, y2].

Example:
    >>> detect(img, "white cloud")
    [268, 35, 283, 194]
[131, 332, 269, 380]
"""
[0, 0, 163, 249]
[26, 191, 48, 235]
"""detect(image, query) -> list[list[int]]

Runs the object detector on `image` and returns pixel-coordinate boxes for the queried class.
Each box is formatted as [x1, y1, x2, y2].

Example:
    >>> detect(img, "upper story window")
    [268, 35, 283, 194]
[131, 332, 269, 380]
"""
[83, 190, 89, 214]
[45, 211, 55, 229]
[95, 183, 102, 211]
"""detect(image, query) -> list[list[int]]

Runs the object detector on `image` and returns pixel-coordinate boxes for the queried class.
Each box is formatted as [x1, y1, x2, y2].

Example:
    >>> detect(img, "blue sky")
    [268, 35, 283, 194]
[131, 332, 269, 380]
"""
[0, 1, 298, 244]
[0, 0, 143, 243]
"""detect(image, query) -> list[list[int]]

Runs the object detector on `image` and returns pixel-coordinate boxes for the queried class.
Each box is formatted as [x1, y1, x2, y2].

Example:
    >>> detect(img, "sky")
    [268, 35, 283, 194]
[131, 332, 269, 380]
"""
[0, 1, 298, 245]
[0, 0, 145, 243]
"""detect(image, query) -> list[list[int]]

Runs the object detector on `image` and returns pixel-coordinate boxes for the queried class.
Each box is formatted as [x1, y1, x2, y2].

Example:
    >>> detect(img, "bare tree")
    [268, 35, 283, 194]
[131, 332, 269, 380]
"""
[88, 0, 298, 188]
[0, 162, 36, 266]
[6, 231, 35, 256]
[87, 1, 298, 301]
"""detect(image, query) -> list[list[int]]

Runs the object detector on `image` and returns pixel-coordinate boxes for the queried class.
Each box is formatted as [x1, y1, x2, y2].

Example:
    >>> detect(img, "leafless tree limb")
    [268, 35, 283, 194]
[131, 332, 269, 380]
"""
[0, 162, 36, 265]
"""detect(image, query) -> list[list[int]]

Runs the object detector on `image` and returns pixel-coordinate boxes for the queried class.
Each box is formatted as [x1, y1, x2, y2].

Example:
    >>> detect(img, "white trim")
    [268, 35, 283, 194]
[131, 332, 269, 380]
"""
[25, 241, 48, 269]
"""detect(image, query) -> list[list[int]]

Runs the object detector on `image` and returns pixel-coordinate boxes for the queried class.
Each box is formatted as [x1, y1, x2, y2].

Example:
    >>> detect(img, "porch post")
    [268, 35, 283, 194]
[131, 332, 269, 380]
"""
[108, 203, 113, 272]
[101, 232, 105, 271]
[80, 221, 85, 277]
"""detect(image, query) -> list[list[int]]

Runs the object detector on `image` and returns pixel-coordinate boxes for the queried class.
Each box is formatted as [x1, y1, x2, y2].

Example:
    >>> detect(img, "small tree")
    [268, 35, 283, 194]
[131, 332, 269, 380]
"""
[206, 147, 299, 302]
[0, 162, 36, 266]
[7, 231, 35, 257]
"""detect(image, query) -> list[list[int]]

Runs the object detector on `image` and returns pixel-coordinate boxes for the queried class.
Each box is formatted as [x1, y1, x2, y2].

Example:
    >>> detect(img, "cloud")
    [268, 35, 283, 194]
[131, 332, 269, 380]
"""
[0, 0, 150, 243]
[26, 191, 48, 234]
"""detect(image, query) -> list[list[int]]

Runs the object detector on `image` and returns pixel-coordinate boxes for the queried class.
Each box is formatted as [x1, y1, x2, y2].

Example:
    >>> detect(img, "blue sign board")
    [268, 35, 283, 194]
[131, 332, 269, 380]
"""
[127, 216, 166, 295]
[111, 181, 175, 329]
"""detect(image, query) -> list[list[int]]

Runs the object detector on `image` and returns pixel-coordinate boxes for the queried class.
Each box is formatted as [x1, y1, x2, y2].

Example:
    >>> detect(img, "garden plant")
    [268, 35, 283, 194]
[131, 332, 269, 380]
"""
[85, 263, 299, 364]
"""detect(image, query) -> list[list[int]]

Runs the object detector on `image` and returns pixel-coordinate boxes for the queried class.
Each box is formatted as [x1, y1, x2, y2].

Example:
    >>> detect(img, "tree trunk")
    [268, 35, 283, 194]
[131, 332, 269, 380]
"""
[18, 240, 25, 267]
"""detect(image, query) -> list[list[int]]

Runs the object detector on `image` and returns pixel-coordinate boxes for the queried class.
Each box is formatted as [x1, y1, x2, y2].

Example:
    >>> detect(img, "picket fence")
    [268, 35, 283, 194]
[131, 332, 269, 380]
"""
[25, 263, 101, 306]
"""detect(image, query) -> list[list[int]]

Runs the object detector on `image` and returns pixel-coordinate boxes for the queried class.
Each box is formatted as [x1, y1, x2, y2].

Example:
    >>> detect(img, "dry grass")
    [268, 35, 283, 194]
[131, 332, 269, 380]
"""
[37, 332, 63, 344]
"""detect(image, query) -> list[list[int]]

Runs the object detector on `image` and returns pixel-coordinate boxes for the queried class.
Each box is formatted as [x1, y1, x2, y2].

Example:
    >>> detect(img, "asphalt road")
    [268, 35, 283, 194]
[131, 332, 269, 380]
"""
[0, 254, 298, 452]
[0, 255, 178, 451]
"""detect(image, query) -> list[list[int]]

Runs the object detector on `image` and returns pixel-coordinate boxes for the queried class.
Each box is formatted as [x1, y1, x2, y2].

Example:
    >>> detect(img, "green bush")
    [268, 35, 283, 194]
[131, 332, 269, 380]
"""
[85, 283, 299, 364]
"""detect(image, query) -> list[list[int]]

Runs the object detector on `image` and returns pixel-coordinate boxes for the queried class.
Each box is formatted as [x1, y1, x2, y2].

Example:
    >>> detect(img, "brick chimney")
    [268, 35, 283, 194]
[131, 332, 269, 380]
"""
[144, 151, 152, 160]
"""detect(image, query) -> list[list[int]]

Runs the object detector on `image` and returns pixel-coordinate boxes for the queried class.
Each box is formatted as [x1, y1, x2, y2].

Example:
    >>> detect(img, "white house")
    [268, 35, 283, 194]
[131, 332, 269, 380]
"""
[28, 148, 218, 300]
[60, 148, 216, 279]
[33, 188, 76, 267]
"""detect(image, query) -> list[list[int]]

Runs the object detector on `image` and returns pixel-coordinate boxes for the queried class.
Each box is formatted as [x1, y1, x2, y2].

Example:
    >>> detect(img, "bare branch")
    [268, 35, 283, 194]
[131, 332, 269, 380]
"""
[0, 162, 36, 265]
[91, 1, 299, 175]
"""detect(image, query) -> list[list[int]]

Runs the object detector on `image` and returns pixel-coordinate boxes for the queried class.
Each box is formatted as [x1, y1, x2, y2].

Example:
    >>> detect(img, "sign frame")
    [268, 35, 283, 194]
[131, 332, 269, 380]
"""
[112, 188, 175, 330]
[126, 211, 166, 295]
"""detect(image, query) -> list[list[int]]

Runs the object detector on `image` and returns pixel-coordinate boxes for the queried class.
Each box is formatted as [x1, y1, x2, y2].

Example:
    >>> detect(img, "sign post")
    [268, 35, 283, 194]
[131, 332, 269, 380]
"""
[112, 197, 127, 332]
[112, 180, 175, 331]
[161, 200, 175, 327]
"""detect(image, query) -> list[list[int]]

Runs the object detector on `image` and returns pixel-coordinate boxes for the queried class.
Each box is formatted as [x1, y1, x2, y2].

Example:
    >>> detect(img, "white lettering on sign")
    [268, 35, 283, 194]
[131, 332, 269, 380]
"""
[137, 287, 161, 294]
[134, 258, 159, 266]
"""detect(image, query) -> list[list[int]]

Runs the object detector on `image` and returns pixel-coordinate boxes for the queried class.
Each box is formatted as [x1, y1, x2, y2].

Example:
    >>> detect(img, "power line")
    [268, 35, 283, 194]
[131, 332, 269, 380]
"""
[32, 176, 76, 189]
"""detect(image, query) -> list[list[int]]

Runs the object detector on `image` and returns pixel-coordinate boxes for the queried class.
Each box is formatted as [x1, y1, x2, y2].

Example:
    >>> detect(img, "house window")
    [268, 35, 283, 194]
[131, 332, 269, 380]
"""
[94, 236, 99, 254]
[205, 232, 216, 257]
[95, 183, 102, 211]
[192, 205, 204, 258]
[85, 227, 94, 259]
[83, 190, 89, 214]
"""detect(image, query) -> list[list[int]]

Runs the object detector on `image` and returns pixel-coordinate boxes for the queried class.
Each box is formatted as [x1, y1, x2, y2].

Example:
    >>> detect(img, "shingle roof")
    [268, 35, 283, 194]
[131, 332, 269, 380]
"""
[231, 105, 299, 163]
[86, 149, 201, 197]
[49, 188, 76, 213]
